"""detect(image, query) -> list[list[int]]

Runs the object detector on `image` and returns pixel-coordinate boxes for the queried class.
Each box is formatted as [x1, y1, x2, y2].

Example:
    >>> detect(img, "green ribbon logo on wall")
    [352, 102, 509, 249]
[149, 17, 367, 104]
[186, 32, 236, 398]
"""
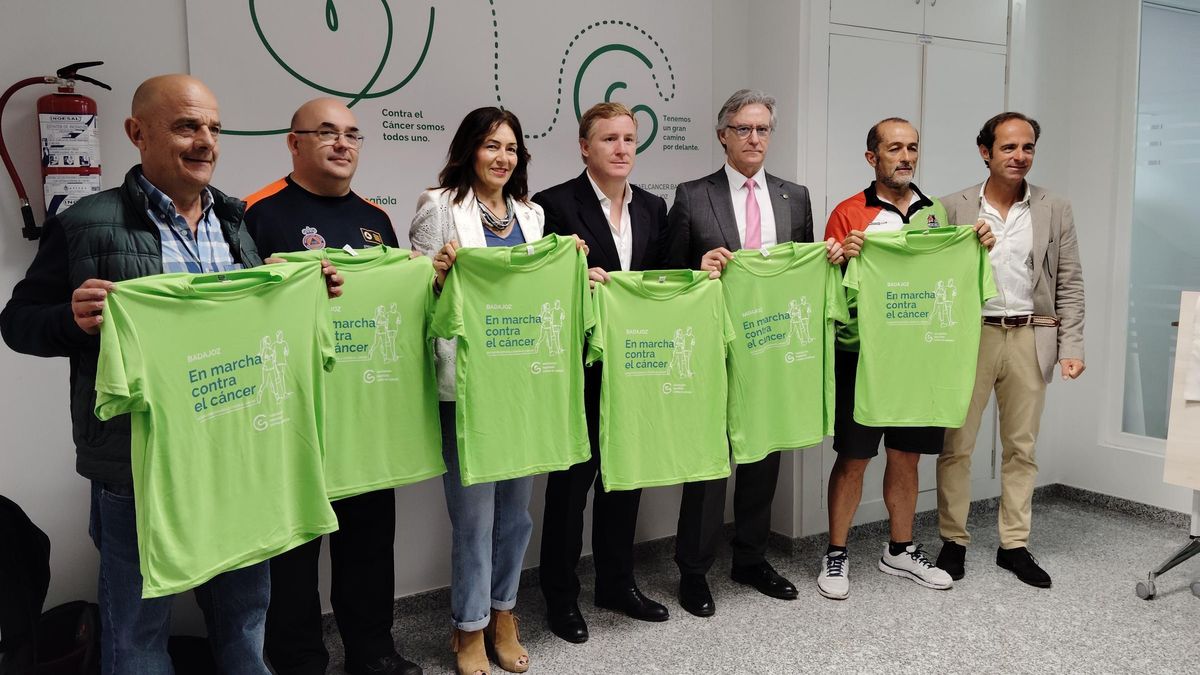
[225, 1, 677, 154]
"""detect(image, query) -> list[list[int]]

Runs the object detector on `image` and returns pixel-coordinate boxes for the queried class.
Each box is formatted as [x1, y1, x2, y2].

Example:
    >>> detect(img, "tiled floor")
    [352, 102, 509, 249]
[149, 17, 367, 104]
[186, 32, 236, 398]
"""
[322, 488, 1200, 674]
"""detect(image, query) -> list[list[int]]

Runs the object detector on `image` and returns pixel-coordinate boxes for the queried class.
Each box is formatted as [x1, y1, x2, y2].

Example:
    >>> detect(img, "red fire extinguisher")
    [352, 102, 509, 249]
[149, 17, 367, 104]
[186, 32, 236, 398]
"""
[0, 61, 110, 240]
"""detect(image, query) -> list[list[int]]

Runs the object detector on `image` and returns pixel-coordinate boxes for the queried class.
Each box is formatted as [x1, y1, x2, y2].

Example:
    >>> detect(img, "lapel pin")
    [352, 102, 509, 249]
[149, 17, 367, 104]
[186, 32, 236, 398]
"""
[781, 193, 789, 200]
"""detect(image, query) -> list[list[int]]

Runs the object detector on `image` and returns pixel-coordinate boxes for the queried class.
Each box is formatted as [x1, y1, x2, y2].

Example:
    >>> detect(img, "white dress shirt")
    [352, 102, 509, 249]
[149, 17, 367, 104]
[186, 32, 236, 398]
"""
[724, 163, 777, 248]
[978, 181, 1035, 317]
[587, 170, 634, 271]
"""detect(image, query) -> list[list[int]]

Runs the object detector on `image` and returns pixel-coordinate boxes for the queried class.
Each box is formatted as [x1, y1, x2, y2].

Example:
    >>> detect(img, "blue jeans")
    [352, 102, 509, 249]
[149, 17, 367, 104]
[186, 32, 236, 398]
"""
[89, 481, 271, 674]
[439, 403, 534, 631]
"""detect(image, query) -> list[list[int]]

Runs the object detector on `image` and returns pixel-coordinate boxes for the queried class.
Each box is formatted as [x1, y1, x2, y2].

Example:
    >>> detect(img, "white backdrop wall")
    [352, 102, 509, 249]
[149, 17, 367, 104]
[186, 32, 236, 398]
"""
[963, 0, 1195, 516]
[1027, 0, 1196, 513]
[2, 0, 1186, 634]
[0, 0, 757, 629]
[186, 0, 714, 228]
[0, 0, 193, 624]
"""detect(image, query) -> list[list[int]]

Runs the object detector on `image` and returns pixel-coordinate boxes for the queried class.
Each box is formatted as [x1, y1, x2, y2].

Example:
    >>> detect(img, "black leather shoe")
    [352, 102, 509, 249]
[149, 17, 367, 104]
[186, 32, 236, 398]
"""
[996, 546, 1052, 588]
[345, 653, 422, 675]
[936, 540, 966, 581]
[678, 573, 715, 617]
[595, 585, 669, 622]
[730, 561, 798, 600]
[546, 602, 589, 643]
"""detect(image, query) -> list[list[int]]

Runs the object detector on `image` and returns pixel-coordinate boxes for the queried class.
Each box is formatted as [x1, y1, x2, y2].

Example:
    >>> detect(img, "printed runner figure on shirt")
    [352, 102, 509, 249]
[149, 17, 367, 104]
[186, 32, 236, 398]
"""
[931, 279, 959, 329]
[258, 336, 280, 404]
[524, 298, 567, 374]
[684, 327, 696, 376]
[535, 302, 566, 358]
[247, 331, 293, 431]
[274, 331, 290, 399]
[788, 297, 815, 346]
[255, 332, 292, 407]
[550, 300, 566, 357]
[357, 304, 402, 384]
[370, 306, 389, 361]
[367, 304, 402, 363]
[669, 327, 696, 380]
[385, 303, 401, 361]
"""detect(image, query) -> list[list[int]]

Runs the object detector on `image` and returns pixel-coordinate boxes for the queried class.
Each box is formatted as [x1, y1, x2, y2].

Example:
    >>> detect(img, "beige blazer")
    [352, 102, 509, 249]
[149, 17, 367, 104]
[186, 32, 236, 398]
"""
[941, 182, 1085, 383]
[409, 187, 546, 400]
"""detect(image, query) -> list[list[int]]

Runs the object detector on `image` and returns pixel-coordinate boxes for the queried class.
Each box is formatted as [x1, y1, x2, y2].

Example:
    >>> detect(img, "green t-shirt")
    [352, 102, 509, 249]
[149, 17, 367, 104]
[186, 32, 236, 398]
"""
[274, 247, 445, 499]
[431, 234, 593, 485]
[835, 199, 950, 351]
[722, 242, 849, 463]
[587, 270, 735, 490]
[843, 226, 997, 427]
[94, 262, 338, 598]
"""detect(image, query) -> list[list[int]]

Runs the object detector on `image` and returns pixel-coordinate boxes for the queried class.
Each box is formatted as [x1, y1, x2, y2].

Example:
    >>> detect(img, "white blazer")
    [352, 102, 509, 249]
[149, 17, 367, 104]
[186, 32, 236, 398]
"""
[409, 187, 546, 401]
[410, 187, 544, 253]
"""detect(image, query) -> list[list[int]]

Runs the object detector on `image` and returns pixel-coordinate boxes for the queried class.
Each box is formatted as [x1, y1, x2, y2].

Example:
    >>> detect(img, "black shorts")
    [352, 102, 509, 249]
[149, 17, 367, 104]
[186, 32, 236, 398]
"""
[832, 348, 944, 459]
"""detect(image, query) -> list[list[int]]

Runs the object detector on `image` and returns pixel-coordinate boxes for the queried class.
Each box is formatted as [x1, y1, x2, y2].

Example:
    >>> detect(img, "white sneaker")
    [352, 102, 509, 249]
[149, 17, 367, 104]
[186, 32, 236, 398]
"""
[878, 543, 953, 590]
[817, 551, 850, 600]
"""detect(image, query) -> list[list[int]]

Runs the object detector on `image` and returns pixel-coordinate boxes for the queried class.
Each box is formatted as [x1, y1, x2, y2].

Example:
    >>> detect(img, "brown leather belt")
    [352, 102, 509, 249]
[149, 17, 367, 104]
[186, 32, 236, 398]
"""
[981, 315, 1060, 328]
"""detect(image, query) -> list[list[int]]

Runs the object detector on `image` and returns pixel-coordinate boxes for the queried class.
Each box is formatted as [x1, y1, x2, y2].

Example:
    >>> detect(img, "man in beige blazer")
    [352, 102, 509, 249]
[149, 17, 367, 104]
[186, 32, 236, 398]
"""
[935, 112, 1085, 588]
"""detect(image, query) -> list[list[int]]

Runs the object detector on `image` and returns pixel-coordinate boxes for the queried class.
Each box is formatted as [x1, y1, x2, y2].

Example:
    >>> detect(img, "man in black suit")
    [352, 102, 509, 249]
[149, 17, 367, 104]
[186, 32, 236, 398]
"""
[667, 89, 844, 617]
[534, 102, 672, 643]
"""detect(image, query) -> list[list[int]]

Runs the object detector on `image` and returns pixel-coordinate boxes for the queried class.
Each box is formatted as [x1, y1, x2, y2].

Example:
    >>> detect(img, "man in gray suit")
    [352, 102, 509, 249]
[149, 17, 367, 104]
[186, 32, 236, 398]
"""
[666, 89, 844, 616]
[935, 112, 1085, 588]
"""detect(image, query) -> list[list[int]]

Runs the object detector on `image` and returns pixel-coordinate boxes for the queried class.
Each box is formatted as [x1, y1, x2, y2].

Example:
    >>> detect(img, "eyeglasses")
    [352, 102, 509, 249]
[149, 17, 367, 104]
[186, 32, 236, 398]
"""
[726, 125, 772, 139]
[292, 129, 365, 149]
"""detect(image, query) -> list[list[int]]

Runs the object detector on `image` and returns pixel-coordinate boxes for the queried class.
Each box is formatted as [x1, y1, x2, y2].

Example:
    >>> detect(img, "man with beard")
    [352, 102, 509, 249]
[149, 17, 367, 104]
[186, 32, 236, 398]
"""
[818, 118, 994, 600]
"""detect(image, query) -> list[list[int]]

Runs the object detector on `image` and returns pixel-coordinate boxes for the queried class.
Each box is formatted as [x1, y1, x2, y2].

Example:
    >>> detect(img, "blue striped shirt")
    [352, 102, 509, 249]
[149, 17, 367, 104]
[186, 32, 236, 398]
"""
[136, 172, 242, 274]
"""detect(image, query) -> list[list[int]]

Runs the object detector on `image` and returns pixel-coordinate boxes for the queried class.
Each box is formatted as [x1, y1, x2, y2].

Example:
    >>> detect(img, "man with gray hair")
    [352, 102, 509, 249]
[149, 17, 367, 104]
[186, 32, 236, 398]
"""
[666, 89, 844, 617]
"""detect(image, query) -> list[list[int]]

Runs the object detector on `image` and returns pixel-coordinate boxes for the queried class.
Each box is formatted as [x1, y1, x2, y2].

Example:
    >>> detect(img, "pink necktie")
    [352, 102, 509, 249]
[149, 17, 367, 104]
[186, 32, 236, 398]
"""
[743, 177, 761, 249]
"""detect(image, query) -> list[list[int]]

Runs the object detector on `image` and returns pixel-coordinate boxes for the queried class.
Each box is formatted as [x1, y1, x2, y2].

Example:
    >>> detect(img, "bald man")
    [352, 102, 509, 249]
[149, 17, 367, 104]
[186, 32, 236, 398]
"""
[246, 98, 395, 253]
[0, 74, 345, 673]
[244, 99, 419, 675]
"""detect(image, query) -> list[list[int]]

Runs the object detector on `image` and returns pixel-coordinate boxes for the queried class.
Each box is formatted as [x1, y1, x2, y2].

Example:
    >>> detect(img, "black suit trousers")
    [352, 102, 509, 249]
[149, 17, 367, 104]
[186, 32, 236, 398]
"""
[540, 364, 643, 609]
[674, 451, 781, 575]
[265, 488, 397, 674]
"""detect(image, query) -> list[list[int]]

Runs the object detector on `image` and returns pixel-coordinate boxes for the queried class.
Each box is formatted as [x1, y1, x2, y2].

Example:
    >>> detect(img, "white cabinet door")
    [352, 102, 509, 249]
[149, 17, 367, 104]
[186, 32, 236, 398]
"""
[923, 0, 1010, 45]
[919, 42, 1007, 200]
[823, 32, 921, 519]
[831, 0, 1010, 45]
[823, 33, 1007, 513]
[825, 33, 922, 220]
[830, 0, 925, 37]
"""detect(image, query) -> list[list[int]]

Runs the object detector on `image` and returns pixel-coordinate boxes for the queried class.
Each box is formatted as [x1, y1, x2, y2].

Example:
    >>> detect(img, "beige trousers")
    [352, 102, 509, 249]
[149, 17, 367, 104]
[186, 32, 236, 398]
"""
[938, 324, 1047, 548]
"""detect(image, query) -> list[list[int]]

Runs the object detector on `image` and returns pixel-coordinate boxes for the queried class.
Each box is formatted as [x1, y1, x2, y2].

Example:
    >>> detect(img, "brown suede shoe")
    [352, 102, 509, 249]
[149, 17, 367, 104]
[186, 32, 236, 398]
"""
[484, 610, 529, 673]
[450, 628, 490, 675]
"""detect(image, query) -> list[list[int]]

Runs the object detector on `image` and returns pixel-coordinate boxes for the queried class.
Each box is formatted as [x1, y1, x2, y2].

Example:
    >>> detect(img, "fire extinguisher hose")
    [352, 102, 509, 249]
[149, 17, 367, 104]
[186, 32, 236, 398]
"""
[0, 76, 55, 239]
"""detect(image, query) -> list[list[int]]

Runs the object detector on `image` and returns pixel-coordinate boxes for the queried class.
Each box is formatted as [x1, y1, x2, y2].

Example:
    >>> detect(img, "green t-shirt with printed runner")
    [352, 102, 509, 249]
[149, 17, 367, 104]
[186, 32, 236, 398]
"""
[835, 199, 950, 351]
[722, 242, 849, 463]
[94, 262, 338, 598]
[843, 226, 997, 427]
[274, 247, 444, 499]
[587, 270, 735, 490]
[431, 234, 593, 485]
